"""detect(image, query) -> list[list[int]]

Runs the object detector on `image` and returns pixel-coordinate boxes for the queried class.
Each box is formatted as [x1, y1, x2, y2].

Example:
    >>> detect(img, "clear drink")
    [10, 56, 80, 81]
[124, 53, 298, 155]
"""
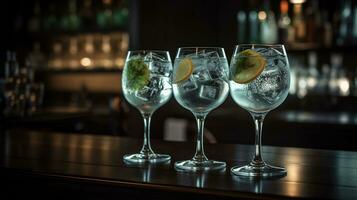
[123, 60, 172, 114]
[173, 57, 229, 115]
[122, 50, 172, 164]
[172, 47, 229, 172]
[229, 44, 290, 178]
[230, 55, 290, 113]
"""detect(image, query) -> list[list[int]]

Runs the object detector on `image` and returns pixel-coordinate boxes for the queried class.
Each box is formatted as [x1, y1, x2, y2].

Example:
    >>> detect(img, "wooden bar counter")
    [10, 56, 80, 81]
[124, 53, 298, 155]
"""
[0, 130, 357, 199]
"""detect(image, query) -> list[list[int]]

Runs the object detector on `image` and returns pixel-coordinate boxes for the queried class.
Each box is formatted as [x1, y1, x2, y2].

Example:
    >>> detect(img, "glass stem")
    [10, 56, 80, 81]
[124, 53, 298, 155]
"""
[140, 113, 155, 156]
[192, 114, 208, 162]
[250, 112, 267, 167]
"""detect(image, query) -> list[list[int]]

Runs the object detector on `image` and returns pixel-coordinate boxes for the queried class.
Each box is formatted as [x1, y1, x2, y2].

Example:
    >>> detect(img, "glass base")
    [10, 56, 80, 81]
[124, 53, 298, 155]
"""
[175, 159, 226, 172]
[231, 163, 287, 178]
[123, 153, 171, 164]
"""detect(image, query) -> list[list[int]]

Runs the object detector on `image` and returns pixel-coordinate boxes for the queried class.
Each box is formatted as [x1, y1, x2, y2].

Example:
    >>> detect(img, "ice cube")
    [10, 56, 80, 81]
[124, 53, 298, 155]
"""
[208, 60, 226, 79]
[272, 54, 287, 68]
[255, 47, 283, 57]
[202, 52, 225, 80]
[144, 52, 171, 77]
[149, 61, 171, 77]
[199, 84, 219, 100]
[193, 66, 211, 82]
[148, 75, 164, 91]
[135, 76, 164, 101]
[181, 76, 198, 92]
[192, 54, 211, 82]
[255, 48, 287, 68]
[135, 86, 151, 101]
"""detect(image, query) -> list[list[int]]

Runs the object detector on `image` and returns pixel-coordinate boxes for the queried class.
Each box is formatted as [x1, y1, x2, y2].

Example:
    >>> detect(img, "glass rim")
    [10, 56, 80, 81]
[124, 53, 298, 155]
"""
[233, 44, 287, 57]
[176, 47, 226, 58]
[128, 50, 170, 54]
[177, 46, 224, 50]
[235, 44, 286, 48]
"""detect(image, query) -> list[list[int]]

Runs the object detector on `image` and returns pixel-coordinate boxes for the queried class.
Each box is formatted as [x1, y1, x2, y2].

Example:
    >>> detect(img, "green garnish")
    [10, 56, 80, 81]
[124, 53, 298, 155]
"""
[126, 57, 150, 91]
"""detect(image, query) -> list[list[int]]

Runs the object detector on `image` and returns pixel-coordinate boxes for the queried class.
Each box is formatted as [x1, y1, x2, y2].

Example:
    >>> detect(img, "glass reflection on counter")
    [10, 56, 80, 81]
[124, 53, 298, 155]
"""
[279, 148, 303, 196]
[176, 173, 208, 188]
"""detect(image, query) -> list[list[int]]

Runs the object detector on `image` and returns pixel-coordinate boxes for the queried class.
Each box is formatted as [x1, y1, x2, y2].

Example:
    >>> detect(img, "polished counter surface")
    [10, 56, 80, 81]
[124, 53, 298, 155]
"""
[1, 130, 357, 199]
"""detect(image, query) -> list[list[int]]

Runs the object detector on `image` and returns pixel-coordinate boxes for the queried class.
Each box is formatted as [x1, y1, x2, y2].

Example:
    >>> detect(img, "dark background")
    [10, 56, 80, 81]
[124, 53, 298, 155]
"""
[1, 0, 357, 151]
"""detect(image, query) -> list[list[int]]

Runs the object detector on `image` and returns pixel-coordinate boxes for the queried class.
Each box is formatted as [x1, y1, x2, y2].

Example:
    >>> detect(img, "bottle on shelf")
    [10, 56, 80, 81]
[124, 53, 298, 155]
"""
[259, 0, 278, 44]
[99, 34, 114, 68]
[3, 52, 18, 116]
[329, 54, 344, 97]
[43, 3, 58, 31]
[236, 10, 247, 44]
[292, 57, 308, 99]
[112, 32, 126, 69]
[320, 11, 333, 47]
[61, 0, 81, 31]
[26, 42, 46, 69]
[319, 64, 331, 95]
[80, 0, 95, 29]
[278, 0, 292, 44]
[291, 2, 306, 43]
[4, 52, 28, 116]
[24, 56, 45, 115]
[306, 51, 319, 94]
[331, 53, 350, 97]
[4, 51, 19, 83]
[248, 0, 259, 43]
[305, 0, 320, 43]
[112, 0, 129, 28]
[28, 1, 41, 32]
[67, 37, 80, 69]
[352, 4, 357, 44]
[79, 35, 95, 69]
[48, 42, 64, 69]
[24, 59, 35, 85]
[336, 0, 352, 46]
[337, 69, 350, 97]
[97, 0, 114, 29]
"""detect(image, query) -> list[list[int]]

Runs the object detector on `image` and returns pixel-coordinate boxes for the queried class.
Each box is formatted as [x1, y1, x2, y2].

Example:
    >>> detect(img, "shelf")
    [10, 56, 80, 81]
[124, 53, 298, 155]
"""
[286, 43, 357, 53]
[278, 110, 357, 126]
[10, 27, 129, 41]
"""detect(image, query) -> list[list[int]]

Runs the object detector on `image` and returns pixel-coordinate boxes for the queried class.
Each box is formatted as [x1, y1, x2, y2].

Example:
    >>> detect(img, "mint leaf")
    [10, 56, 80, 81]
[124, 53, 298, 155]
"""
[126, 58, 149, 91]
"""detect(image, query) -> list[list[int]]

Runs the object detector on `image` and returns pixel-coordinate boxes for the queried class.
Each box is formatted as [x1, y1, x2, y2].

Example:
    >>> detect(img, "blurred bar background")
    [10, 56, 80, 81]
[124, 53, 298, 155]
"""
[1, 0, 357, 150]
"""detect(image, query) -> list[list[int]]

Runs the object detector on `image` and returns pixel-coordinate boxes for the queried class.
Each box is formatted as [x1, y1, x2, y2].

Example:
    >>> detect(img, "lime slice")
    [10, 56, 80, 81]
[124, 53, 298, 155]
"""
[126, 57, 150, 91]
[173, 58, 194, 83]
[232, 49, 266, 84]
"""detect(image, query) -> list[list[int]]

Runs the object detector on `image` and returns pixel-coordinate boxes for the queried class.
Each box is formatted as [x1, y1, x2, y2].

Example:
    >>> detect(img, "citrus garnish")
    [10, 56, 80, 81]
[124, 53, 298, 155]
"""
[173, 58, 194, 83]
[232, 49, 266, 84]
[126, 57, 150, 91]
